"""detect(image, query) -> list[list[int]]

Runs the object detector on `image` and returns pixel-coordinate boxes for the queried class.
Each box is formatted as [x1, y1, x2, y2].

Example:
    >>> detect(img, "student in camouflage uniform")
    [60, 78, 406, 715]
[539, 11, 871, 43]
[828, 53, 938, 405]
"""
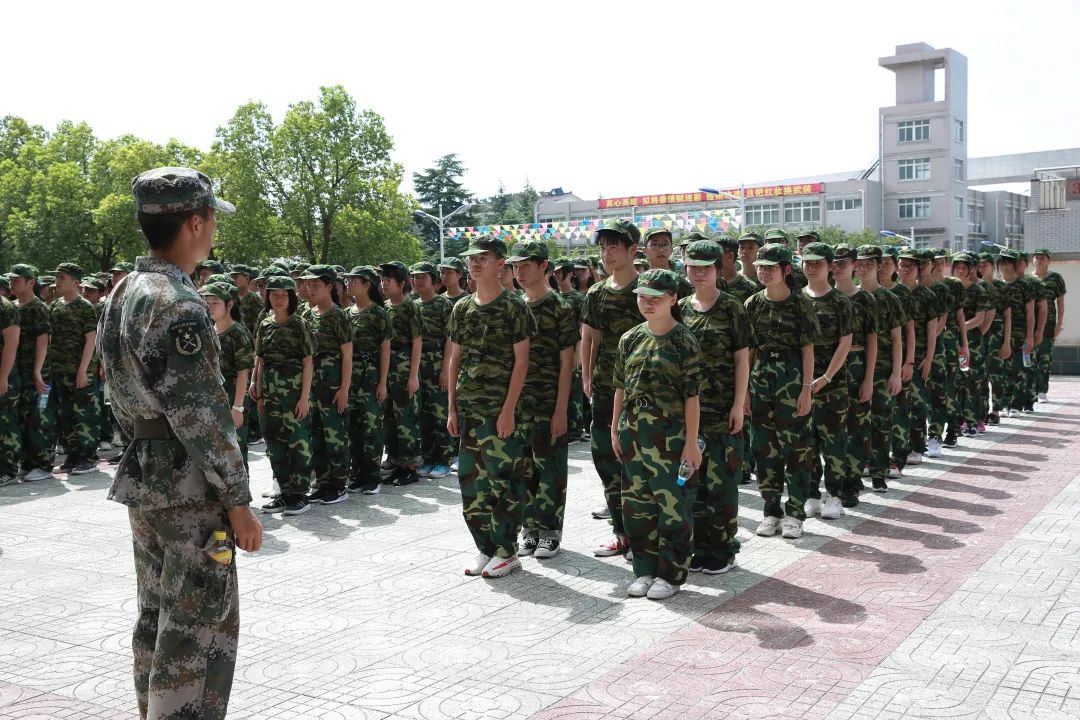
[832, 245, 877, 507]
[438, 256, 471, 307]
[878, 248, 916, 478]
[927, 251, 965, 449]
[951, 254, 990, 434]
[48, 263, 100, 475]
[38, 275, 55, 304]
[717, 235, 760, 303]
[446, 236, 535, 579]
[855, 246, 903, 492]
[1015, 252, 1048, 412]
[643, 228, 693, 298]
[509, 241, 578, 559]
[680, 240, 750, 574]
[380, 261, 422, 485]
[613, 269, 703, 600]
[345, 266, 392, 494]
[98, 166, 262, 720]
[976, 253, 1006, 424]
[254, 275, 315, 515]
[997, 251, 1036, 415]
[737, 232, 764, 285]
[411, 261, 454, 478]
[229, 265, 263, 336]
[8, 264, 52, 481]
[0, 286, 19, 485]
[1032, 249, 1066, 401]
[581, 220, 645, 557]
[298, 265, 353, 504]
[81, 277, 111, 451]
[199, 282, 254, 465]
[898, 249, 940, 464]
[801, 243, 855, 520]
[553, 257, 588, 442]
[745, 243, 821, 539]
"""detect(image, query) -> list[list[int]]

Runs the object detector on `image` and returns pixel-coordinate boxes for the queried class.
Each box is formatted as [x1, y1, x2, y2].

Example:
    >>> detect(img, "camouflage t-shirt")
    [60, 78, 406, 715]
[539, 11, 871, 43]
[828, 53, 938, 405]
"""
[846, 288, 880, 347]
[719, 274, 761, 304]
[958, 281, 992, 324]
[679, 292, 751, 417]
[581, 276, 645, 400]
[14, 297, 50, 376]
[940, 278, 965, 329]
[870, 287, 905, 375]
[521, 291, 579, 418]
[804, 288, 856, 378]
[1037, 271, 1067, 329]
[306, 304, 353, 361]
[385, 297, 422, 351]
[790, 264, 808, 290]
[239, 291, 263, 336]
[48, 295, 99, 377]
[255, 312, 316, 366]
[217, 322, 255, 400]
[348, 303, 392, 360]
[444, 291, 471, 308]
[559, 289, 585, 324]
[614, 322, 703, 416]
[990, 279, 1009, 328]
[744, 290, 821, 353]
[0, 297, 16, 364]
[447, 289, 536, 419]
[910, 285, 942, 356]
[416, 294, 453, 351]
[1003, 277, 1038, 342]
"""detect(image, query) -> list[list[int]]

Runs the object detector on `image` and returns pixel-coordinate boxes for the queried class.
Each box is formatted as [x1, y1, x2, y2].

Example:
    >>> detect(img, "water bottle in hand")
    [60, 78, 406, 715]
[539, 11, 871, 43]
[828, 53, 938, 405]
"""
[37, 385, 51, 411]
[677, 438, 707, 486]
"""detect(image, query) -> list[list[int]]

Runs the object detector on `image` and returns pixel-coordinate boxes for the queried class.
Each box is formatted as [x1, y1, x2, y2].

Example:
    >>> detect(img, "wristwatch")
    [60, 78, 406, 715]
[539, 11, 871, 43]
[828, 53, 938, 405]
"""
[231, 405, 245, 413]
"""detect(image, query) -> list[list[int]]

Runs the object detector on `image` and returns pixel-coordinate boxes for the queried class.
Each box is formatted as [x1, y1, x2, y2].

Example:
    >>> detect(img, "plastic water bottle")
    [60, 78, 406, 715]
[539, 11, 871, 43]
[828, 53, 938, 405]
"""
[1022, 348, 1033, 368]
[959, 350, 970, 372]
[207, 530, 233, 565]
[677, 438, 707, 486]
[37, 385, 50, 410]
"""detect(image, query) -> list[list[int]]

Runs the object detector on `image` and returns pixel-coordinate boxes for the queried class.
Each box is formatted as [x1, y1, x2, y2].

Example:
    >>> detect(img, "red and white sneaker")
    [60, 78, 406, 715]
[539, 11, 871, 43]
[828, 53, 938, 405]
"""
[975, 421, 987, 434]
[481, 555, 521, 578]
[593, 535, 630, 557]
[465, 553, 490, 576]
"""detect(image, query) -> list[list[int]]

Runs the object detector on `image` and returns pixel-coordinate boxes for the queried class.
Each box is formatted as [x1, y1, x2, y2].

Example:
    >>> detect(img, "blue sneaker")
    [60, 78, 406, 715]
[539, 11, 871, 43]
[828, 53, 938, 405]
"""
[428, 464, 451, 479]
[417, 464, 434, 478]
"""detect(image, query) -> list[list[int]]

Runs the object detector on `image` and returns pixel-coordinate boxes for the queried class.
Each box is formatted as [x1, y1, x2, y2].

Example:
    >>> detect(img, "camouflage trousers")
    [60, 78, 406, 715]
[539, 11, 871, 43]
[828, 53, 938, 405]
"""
[261, 365, 312, 497]
[890, 381, 912, 470]
[98, 383, 111, 443]
[810, 382, 849, 498]
[246, 396, 262, 441]
[384, 349, 419, 466]
[0, 371, 21, 478]
[129, 501, 239, 720]
[958, 329, 987, 424]
[693, 417, 742, 559]
[985, 325, 1006, 414]
[1036, 335, 1054, 396]
[868, 370, 896, 481]
[569, 367, 587, 437]
[17, 369, 56, 472]
[310, 357, 351, 492]
[51, 372, 100, 465]
[1002, 338, 1037, 410]
[617, 405, 692, 585]
[907, 372, 929, 454]
[590, 394, 626, 535]
[843, 354, 872, 496]
[349, 358, 384, 486]
[520, 414, 569, 541]
[750, 354, 813, 521]
[928, 329, 959, 438]
[457, 414, 528, 559]
[419, 349, 452, 465]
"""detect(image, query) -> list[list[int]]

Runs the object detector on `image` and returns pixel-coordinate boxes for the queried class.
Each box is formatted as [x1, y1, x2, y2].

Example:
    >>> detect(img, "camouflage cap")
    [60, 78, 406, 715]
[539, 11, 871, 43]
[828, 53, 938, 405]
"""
[379, 261, 411, 280]
[198, 281, 235, 303]
[408, 261, 440, 279]
[7, 263, 39, 279]
[438, 257, 467, 274]
[832, 243, 855, 261]
[594, 219, 641, 245]
[997, 249, 1019, 262]
[108, 261, 135, 273]
[39, 275, 55, 287]
[293, 262, 311, 273]
[202, 273, 236, 287]
[801, 242, 834, 263]
[754, 243, 793, 266]
[266, 275, 297, 291]
[856, 245, 883, 260]
[931, 248, 948, 259]
[634, 250, 648, 262]
[764, 228, 788, 243]
[1033, 248, 1052, 258]
[881, 245, 901, 259]
[298, 264, 337, 282]
[460, 235, 508, 258]
[331, 264, 346, 274]
[0, 276, 8, 291]
[196, 259, 226, 274]
[552, 257, 575, 273]
[642, 227, 674, 245]
[344, 265, 381, 284]
[132, 166, 234, 215]
[1015, 251, 1030, 262]
[897, 247, 922, 262]
[952, 252, 975, 266]
[229, 263, 257, 279]
[633, 269, 682, 297]
[683, 240, 724, 266]
[716, 235, 739, 253]
[679, 231, 711, 248]
[573, 258, 591, 269]
[738, 231, 765, 246]
[53, 262, 85, 280]
[796, 229, 821, 242]
[977, 252, 996, 263]
[80, 277, 106, 291]
[506, 240, 549, 263]
[259, 265, 290, 279]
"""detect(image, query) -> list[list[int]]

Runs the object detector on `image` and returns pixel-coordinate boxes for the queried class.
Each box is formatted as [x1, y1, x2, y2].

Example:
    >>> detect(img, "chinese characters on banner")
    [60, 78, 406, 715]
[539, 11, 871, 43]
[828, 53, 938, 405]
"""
[597, 184, 824, 209]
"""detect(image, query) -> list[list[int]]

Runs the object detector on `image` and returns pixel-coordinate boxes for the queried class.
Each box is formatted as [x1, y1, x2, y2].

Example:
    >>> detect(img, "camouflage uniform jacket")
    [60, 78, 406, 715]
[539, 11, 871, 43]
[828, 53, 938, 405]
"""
[255, 312, 315, 366]
[385, 297, 422, 351]
[239, 291, 264, 336]
[910, 284, 943, 356]
[581, 276, 645, 400]
[869, 287, 905, 374]
[14, 297, 49, 377]
[679, 291, 751, 419]
[803, 288, 856, 378]
[558, 289, 585, 324]
[443, 291, 471, 308]
[49, 295, 99, 377]
[217, 322, 255, 402]
[958, 281, 992, 324]
[744, 289, 822, 353]
[348, 303, 392, 361]
[614, 323, 703, 416]
[416, 294, 453, 351]
[847, 288, 880, 345]
[0, 297, 16, 368]
[306, 304, 352, 360]
[1038, 271, 1066, 330]
[97, 256, 251, 509]
[1003, 277, 1038, 342]
[719, 274, 761, 304]
[521, 291, 579, 418]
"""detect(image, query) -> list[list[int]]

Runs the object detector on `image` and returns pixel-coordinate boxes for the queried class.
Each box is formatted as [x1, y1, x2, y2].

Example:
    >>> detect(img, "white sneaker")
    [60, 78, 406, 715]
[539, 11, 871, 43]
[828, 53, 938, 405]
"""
[0, 475, 17, 488]
[820, 495, 844, 520]
[861, 465, 870, 477]
[1038, 393, 1048, 402]
[804, 498, 822, 517]
[627, 575, 655, 597]
[889, 464, 903, 479]
[647, 578, 679, 600]
[481, 555, 521, 578]
[926, 438, 943, 458]
[907, 452, 923, 465]
[23, 468, 54, 482]
[756, 516, 782, 537]
[1008, 409, 1019, 418]
[781, 516, 803, 539]
[465, 553, 490, 576]
[450, 457, 459, 473]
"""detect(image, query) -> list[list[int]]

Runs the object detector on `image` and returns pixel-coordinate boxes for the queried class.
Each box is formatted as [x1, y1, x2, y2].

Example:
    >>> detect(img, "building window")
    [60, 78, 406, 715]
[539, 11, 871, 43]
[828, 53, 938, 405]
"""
[744, 203, 779, 226]
[826, 198, 862, 211]
[954, 119, 965, 143]
[954, 159, 964, 181]
[954, 196, 965, 219]
[898, 119, 930, 143]
[967, 201, 984, 233]
[898, 197, 931, 220]
[913, 235, 931, 249]
[784, 201, 821, 224]
[898, 158, 931, 181]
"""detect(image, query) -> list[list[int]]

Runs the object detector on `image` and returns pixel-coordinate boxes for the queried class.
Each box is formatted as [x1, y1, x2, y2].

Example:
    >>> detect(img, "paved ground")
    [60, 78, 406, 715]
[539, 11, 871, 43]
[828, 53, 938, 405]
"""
[2, 379, 1080, 720]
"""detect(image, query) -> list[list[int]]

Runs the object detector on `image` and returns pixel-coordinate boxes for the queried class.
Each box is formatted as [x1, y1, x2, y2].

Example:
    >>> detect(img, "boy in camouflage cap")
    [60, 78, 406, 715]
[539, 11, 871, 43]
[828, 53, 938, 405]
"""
[410, 261, 454, 478]
[642, 228, 692, 297]
[1032, 248, 1066, 402]
[551, 257, 588, 440]
[438, 256, 470, 306]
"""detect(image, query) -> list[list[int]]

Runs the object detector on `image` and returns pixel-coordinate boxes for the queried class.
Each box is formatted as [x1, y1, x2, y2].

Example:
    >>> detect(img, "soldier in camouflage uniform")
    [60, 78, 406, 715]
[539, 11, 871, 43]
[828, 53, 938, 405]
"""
[643, 228, 693, 298]
[613, 269, 703, 600]
[745, 244, 821, 539]
[997, 250, 1037, 415]
[99, 166, 262, 720]
[717, 235, 760, 304]
[345, 266, 392, 494]
[680, 241, 750, 574]
[228, 264, 262, 336]
[38, 275, 55, 304]
[411, 261, 454, 478]
[1015, 252, 1048, 412]
[976, 253, 1006, 424]
[951, 254, 991, 434]
[508, 241, 578, 559]
[255, 275, 316, 515]
[297, 265, 353, 504]
[380, 261, 423, 485]
[0, 285, 19, 485]
[553, 257, 587, 442]
[878, 247, 916, 477]
[8, 264, 54, 481]
[898, 249, 941, 463]
[438, 256, 471, 307]
[193, 259, 225, 288]
[801, 243, 855, 520]
[48, 263, 101, 474]
[581, 219, 645, 557]
[927, 250, 965, 449]
[199, 282, 254, 465]
[446, 236, 536, 579]
[1032, 249, 1066, 402]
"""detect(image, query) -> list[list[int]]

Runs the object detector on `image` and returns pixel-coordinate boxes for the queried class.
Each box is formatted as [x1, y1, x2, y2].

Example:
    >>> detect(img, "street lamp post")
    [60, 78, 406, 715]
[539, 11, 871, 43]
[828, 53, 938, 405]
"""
[698, 186, 746, 230]
[413, 202, 472, 261]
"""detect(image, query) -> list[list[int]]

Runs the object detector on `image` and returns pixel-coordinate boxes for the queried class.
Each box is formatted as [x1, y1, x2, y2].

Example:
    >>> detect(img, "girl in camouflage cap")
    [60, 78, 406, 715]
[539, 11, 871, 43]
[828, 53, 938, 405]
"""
[345, 267, 392, 494]
[199, 283, 255, 466]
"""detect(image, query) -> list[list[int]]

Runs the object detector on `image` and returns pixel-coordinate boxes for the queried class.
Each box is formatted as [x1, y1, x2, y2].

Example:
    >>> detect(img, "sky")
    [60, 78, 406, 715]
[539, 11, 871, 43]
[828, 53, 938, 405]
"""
[2, 0, 1077, 202]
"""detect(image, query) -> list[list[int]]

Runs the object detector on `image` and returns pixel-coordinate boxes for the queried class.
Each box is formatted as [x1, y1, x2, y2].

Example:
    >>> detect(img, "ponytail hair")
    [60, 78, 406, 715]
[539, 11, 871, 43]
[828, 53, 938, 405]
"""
[327, 279, 340, 306]
[670, 295, 684, 324]
[781, 262, 798, 291]
[367, 280, 384, 306]
[228, 300, 242, 322]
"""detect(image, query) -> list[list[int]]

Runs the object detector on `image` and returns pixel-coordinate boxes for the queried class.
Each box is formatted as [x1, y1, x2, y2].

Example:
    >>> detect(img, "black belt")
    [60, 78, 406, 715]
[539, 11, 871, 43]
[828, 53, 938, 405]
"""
[354, 351, 375, 364]
[758, 350, 798, 361]
[421, 341, 443, 352]
[627, 397, 654, 410]
[134, 416, 174, 440]
[265, 362, 302, 371]
[851, 345, 865, 352]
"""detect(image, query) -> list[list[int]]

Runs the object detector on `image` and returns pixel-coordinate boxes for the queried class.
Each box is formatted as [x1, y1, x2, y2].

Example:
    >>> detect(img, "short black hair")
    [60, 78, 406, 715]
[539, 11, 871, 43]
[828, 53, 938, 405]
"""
[596, 230, 636, 250]
[264, 289, 299, 316]
[136, 207, 211, 250]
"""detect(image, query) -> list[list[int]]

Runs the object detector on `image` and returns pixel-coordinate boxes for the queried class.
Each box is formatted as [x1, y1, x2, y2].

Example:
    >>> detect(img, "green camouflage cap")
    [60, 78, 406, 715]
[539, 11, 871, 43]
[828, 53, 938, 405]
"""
[754, 243, 794, 266]
[506, 240, 549, 263]
[796, 229, 821, 242]
[856, 245, 883, 260]
[131, 166, 235, 216]
[738, 231, 764, 246]
[202, 273, 236, 287]
[977, 252, 996, 263]
[438, 257, 467, 273]
[258, 265, 290, 279]
[642, 227, 674, 245]
[345, 265, 380, 283]
[952, 252, 975, 266]
[198, 281, 235, 303]
[1033, 248, 1052, 258]
[1015, 251, 1030, 262]
[632, 268, 682, 297]
[801, 242, 833, 262]
[266, 275, 297, 291]
[229, 263, 257, 279]
[0, 276, 8, 291]
[293, 262, 311, 273]
[53, 262, 85, 280]
[573, 257, 591, 269]
[80, 277, 106, 291]
[379, 261, 411, 280]
[39, 275, 55, 287]
[7, 263, 39, 279]
[634, 250, 648, 261]
[832, 243, 855, 261]
[408, 261, 440, 279]
[298, 264, 337, 282]
[460, 235, 508, 258]
[552, 257, 575, 273]
[683, 240, 724, 266]
[331, 264, 346, 274]
[594, 219, 641, 245]
[764, 228, 788, 243]
[881, 245, 900, 259]
[196, 259, 226, 274]
[931, 248, 947, 259]
[997, 249, 1019, 262]
[108, 261, 135, 273]
[897, 247, 922, 261]
[715, 235, 739, 253]
[678, 231, 710, 248]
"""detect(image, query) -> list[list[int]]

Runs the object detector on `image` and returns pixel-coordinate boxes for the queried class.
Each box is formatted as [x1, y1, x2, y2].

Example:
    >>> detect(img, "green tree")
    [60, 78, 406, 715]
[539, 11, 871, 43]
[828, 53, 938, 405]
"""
[412, 153, 474, 251]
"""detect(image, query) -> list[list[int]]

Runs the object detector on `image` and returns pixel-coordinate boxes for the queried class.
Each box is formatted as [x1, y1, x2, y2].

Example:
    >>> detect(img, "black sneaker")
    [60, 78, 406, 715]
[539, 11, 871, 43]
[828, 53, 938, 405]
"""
[59, 459, 75, 473]
[360, 482, 381, 495]
[261, 496, 287, 513]
[1022, 406, 1034, 414]
[520, 537, 538, 557]
[739, 472, 753, 486]
[69, 461, 98, 475]
[987, 412, 1000, 425]
[347, 478, 364, 492]
[307, 487, 331, 504]
[689, 554, 705, 573]
[702, 553, 737, 575]
[840, 493, 860, 508]
[872, 478, 888, 493]
[963, 425, 978, 437]
[283, 495, 311, 516]
[393, 468, 419, 486]
[323, 488, 348, 505]
[942, 434, 958, 448]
